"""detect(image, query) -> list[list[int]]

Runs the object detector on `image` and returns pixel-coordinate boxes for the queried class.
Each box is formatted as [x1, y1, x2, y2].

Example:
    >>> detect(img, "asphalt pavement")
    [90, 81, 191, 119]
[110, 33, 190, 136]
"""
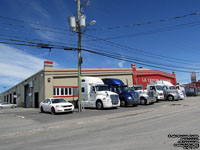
[0, 97, 200, 150]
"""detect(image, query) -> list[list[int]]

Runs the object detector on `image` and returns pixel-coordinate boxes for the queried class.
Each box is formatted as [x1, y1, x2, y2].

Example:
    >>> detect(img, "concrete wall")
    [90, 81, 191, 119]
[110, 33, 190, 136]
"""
[1, 70, 44, 108]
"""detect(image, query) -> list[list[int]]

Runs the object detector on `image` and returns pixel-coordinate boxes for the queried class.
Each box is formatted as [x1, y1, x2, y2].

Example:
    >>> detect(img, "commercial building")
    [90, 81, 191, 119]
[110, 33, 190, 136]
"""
[0, 61, 176, 108]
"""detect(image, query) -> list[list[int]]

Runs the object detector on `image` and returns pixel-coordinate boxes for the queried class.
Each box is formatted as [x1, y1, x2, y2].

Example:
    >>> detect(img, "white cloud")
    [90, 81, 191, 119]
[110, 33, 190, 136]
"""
[0, 44, 44, 86]
[118, 61, 125, 68]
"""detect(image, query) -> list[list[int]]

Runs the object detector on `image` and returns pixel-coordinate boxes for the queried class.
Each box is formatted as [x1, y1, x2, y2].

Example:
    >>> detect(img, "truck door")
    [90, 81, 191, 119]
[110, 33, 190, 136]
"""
[82, 86, 89, 108]
[89, 86, 96, 107]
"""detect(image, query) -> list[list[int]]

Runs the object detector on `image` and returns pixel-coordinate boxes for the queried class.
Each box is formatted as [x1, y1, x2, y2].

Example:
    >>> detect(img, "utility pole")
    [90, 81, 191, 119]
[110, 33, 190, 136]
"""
[69, 0, 96, 112]
[77, 0, 82, 112]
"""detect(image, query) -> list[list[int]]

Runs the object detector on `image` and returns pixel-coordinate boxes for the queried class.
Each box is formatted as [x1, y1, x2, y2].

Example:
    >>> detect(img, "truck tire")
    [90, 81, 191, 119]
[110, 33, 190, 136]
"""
[167, 95, 174, 101]
[120, 100, 126, 107]
[96, 100, 103, 110]
[140, 97, 147, 105]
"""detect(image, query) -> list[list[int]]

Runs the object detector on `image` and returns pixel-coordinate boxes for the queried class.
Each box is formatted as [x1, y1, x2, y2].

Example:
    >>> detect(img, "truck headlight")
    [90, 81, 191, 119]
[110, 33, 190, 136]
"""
[127, 96, 132, 100]
[103, 97, 109, 102]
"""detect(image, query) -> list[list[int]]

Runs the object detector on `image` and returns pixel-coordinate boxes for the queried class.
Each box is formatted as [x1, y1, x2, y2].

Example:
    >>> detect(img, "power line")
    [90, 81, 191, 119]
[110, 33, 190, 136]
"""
[0, 15, 69, 32]
[1, 40, 200, 73]
[81, 44, 200, 66]
[0, 21, 74, 36]
[87, 11, 200, 31]
[1, 32, 200, 69]
[1, 15, 199, 64]
[102, 21, 200, 40]
[83, 33, 200, 63]
[81, 48, 200, 73]
[1, 35, 200, 70]
[80, 45, 200, 70]
[0, 33, 77, 47]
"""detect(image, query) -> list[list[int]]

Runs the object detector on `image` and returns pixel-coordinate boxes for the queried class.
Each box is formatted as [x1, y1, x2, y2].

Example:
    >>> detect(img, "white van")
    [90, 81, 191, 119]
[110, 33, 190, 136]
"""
[81, 77, 120, 109]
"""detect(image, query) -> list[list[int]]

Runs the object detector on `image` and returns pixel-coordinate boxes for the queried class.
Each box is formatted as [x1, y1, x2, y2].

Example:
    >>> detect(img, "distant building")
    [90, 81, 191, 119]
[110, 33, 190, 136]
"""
[0, 61, 176, 108]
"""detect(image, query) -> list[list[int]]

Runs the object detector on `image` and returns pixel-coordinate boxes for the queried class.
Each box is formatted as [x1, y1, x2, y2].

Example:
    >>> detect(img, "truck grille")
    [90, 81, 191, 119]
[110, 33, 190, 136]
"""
[110, 95, 119, 105]
[133, 92, 139, 99]
[148, 91, 154, 97]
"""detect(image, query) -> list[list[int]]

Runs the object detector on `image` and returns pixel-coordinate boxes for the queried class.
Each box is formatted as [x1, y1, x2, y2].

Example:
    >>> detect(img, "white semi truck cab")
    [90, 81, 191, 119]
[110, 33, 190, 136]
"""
[131, 85, 156, 105]
[147, 81, 179, 101]
[81, 77, 120, 109]
[146, 84, 164, 101]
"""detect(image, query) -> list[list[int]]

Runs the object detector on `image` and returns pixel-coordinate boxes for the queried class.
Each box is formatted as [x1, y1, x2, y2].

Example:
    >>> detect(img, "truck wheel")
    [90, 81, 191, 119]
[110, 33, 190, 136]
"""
[96, 101, 103, 110]
[120, 100, 126, 107]
[167, 95, 174, 101]
[140, 98, 147, 105]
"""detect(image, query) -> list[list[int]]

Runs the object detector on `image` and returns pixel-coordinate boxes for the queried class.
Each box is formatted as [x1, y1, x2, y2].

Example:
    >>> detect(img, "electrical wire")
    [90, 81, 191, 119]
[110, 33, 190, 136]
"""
[0, 40, 200, 73]
[81, 43, 200, 66]
[87, 11, 200, 31]
[1, 15, 199, 63]
[0, 21, 74, 36]
[1, 36, 200, 70]
[83, 33, 200, 63]
[0, 15, 69, 32]
[102, 21, 200, 40]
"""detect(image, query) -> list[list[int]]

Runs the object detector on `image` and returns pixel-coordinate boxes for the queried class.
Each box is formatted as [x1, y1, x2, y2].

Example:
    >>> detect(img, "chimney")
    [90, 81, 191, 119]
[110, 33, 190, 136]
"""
[172, 72, 177, 85]
[44, 60, 53, 71]
[131, 64, 136, 72]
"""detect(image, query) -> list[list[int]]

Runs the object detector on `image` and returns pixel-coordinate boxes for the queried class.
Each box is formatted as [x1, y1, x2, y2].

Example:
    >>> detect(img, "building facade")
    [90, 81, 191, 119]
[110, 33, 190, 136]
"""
[0, 61, 176, 108]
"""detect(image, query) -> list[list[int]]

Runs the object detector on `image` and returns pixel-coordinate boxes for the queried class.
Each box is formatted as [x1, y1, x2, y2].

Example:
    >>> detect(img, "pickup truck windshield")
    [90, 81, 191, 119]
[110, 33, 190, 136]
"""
[96, 85, 109, 91]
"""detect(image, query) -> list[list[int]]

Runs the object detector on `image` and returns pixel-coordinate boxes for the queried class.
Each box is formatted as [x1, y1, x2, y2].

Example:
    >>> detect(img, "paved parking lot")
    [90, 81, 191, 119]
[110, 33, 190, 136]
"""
[0, 97, 200, 150]
[0, 99, 189, 124]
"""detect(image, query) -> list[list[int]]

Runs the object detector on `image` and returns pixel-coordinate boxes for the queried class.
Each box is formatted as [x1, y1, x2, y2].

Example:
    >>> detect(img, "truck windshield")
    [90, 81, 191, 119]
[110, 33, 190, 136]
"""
[134, 87, 143, 90]
[96, 85, 109, 91]
[170, 86, 176, 90]
[118, 86, 129, 92]
[156, 86, 163, 91]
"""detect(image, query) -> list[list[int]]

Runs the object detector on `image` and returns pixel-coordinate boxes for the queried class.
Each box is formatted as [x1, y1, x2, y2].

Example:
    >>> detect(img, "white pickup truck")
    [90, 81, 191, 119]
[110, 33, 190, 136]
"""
[81, 77, 120, 109]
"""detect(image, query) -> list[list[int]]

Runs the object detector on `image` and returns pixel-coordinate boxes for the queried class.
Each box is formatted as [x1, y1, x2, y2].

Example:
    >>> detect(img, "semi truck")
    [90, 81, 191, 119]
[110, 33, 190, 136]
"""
[131, 85, 156, 105]
[102, 78, 140, 107]
[147, 81, 179, 101]
[81, 77, 120, 109]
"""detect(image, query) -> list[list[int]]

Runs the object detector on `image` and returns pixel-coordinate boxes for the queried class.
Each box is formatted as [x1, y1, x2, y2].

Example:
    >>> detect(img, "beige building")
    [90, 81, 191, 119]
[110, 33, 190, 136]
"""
[0, 60, 176, 108]
[0, 61, 135, 108]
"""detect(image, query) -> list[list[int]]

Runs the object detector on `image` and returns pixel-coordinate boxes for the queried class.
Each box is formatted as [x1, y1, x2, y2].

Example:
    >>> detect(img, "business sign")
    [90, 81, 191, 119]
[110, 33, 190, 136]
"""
[191, 72, 196, 83]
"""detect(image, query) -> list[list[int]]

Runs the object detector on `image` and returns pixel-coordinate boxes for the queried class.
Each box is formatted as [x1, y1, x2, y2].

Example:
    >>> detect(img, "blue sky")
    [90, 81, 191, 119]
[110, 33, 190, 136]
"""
[0, 0, 200, 92]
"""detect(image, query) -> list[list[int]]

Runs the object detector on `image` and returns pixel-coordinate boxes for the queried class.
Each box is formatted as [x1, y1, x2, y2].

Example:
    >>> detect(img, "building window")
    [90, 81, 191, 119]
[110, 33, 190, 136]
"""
[61, 88, 64, 95]
[53, 88, 56, 96]
[69, 88, 72, 95]
[65, 88, 68, 95]
[53, 87, 74, 96]
[56, 88, 60, 95]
